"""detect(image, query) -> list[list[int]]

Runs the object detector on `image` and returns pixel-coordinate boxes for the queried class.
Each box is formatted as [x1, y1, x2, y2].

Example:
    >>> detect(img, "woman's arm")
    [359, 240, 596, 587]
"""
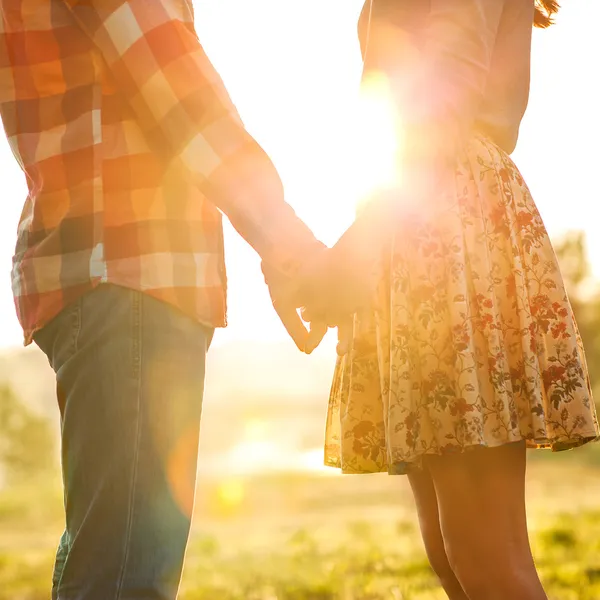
[299, 0, 508, 321]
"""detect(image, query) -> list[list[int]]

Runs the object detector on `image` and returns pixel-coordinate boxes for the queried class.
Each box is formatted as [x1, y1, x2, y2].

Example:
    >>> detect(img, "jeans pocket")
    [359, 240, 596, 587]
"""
[33, 298, 82, 372]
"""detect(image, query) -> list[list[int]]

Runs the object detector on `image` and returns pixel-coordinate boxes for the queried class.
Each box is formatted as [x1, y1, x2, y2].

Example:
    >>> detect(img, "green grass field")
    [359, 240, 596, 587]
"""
[1, 446, 600, 600]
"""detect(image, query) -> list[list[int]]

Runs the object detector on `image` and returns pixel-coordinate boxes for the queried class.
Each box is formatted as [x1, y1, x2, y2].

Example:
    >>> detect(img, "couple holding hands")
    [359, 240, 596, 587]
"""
[1, 0, 597, 599]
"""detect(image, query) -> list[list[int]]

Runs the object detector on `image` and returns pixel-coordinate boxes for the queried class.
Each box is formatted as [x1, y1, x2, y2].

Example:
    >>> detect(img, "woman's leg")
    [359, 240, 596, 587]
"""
[424, 442, 547, 600]
[407, 468, 469, 599]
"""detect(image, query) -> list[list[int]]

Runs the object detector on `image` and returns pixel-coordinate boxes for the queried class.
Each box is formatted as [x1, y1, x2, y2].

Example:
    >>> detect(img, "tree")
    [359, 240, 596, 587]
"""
[554, 231, 600, 394]
[0, 384, 55, 483]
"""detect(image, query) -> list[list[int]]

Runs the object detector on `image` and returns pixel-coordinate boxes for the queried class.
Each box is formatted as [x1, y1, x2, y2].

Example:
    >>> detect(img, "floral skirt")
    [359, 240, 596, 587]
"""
[325, 135, 599, 474]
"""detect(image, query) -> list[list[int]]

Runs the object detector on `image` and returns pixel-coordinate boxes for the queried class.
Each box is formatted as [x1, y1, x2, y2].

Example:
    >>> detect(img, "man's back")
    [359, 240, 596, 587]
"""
[0, 0, 230, 345]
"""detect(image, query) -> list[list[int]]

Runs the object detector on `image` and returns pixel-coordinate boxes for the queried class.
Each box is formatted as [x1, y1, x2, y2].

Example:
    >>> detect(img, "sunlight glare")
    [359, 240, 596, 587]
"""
[244, 417, 269, 441]
[216, 478, 246, 509]
[298, 449, 339, 476]
[228, 417, 278, 473]
[347, 71, 404, 210]
[230, 439, 279, 471]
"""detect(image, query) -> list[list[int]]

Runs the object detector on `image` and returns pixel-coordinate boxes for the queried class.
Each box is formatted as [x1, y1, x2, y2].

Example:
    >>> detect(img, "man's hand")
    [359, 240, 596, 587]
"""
[262, 261, 329, 354]
[262, 238, 369, 355]
[291, 239, 375, 350]
[262, 261, 306, 351]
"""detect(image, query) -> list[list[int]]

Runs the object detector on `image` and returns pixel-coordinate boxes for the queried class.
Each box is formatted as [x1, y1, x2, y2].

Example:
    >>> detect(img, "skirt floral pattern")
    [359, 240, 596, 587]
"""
[325, 135, 599, 474]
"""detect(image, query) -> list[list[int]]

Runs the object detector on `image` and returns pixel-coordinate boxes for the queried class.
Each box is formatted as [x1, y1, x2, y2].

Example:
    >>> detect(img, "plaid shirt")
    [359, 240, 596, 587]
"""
[0, 0, 321, 345]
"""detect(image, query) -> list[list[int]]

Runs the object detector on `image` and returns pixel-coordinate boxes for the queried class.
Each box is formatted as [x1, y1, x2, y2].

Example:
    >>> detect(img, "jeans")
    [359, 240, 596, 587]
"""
[34, 284, 213, 600]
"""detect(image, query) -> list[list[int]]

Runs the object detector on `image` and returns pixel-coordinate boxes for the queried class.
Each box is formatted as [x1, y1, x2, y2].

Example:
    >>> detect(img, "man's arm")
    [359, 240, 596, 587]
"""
[61, 0, 323, 277]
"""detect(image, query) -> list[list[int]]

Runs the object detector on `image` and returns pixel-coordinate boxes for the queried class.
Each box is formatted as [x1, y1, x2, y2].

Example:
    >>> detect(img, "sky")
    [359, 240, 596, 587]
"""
[0, 0, 599, 351]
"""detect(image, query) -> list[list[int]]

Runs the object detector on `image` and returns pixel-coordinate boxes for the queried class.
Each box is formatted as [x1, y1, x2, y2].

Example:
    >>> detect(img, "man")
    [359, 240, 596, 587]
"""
[0, 1, 345, 598]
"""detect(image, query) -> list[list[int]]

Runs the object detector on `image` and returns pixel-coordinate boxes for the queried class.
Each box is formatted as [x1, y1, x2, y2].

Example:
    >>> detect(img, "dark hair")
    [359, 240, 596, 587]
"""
[534, 0, 560, 28]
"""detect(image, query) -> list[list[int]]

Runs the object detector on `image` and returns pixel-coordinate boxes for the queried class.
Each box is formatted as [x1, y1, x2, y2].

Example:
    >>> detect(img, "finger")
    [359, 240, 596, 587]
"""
[300, 306, 313, 323]
[273, 302, 309, 351]
[304, 321, 328, 355]
[301, 305, 329, 326]
[336, 318, 354, 356]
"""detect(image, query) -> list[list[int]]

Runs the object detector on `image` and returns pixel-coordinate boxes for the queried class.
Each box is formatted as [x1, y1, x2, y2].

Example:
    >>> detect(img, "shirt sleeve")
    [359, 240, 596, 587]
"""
[61, 0, 323, 276]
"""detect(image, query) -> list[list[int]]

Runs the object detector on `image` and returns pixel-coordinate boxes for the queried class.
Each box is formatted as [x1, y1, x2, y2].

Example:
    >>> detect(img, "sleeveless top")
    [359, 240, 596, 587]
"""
[357, 0, 534, 154]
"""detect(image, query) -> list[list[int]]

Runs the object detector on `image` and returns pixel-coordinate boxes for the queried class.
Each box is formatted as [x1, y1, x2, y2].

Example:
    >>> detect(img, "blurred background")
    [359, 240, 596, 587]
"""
[1, 1, 600, 598]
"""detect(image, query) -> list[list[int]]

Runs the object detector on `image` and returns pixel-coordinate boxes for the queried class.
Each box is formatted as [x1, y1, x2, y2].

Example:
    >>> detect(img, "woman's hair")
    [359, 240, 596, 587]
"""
[534, 0, 560, 28]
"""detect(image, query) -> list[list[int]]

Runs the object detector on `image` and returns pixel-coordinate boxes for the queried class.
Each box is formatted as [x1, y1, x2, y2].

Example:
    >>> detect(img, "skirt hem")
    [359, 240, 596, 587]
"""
[324, 433, 600, 475]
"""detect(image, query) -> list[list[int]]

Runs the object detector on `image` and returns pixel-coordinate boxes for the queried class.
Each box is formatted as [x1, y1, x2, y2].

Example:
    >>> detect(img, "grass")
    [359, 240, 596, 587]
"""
[1, 449, 600, 600]
[179, 512, 600, 600]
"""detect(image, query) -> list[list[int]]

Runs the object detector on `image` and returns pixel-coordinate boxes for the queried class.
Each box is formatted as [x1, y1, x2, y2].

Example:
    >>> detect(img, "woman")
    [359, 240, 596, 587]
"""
[300, 1, 600, 598]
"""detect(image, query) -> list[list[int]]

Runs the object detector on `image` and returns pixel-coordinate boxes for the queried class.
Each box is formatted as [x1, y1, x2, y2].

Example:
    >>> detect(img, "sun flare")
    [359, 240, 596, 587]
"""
[344, 71, 404, 210]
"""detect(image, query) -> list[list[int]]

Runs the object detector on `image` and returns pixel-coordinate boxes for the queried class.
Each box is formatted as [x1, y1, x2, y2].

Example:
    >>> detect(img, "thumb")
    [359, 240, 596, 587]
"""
[336, 317, 354, 356]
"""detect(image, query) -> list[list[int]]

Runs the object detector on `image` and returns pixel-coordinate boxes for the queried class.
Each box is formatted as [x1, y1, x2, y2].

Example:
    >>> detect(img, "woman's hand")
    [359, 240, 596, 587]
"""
[302, 307, 354, 357]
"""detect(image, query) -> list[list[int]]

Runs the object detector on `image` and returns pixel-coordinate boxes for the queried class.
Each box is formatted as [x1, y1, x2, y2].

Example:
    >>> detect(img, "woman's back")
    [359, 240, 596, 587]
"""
[359, 0, 535, 154]
[476, 0, 534, 153]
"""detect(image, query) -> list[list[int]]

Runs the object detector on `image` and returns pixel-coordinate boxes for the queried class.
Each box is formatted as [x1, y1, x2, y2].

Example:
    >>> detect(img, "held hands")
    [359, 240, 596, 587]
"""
[262, 245, 372, 356]
[301, 305, 354, 357]
[263, 185, 392, 355]
[261, 259, 327, 353]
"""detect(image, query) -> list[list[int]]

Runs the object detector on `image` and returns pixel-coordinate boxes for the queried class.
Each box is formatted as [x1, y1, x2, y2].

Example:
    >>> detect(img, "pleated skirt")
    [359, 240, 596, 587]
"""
[325, 134, 599, 474]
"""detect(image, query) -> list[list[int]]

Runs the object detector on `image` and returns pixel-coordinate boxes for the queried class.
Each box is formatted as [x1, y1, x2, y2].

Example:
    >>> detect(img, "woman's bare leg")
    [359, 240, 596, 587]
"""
[408, 467, 469, 599]
[424, 442, 547, 600]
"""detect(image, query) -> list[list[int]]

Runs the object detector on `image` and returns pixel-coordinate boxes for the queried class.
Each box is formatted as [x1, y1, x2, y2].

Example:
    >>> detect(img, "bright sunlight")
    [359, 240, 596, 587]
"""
[342, 71, 404, 210]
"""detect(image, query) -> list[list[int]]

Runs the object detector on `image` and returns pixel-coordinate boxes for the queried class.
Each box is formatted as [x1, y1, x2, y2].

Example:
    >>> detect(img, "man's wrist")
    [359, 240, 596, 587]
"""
[262, 239, 328, 286]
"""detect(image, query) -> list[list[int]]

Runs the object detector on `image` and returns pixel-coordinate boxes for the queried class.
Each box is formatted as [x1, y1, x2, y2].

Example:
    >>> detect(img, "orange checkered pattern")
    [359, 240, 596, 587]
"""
[0, 0, 320, 344]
